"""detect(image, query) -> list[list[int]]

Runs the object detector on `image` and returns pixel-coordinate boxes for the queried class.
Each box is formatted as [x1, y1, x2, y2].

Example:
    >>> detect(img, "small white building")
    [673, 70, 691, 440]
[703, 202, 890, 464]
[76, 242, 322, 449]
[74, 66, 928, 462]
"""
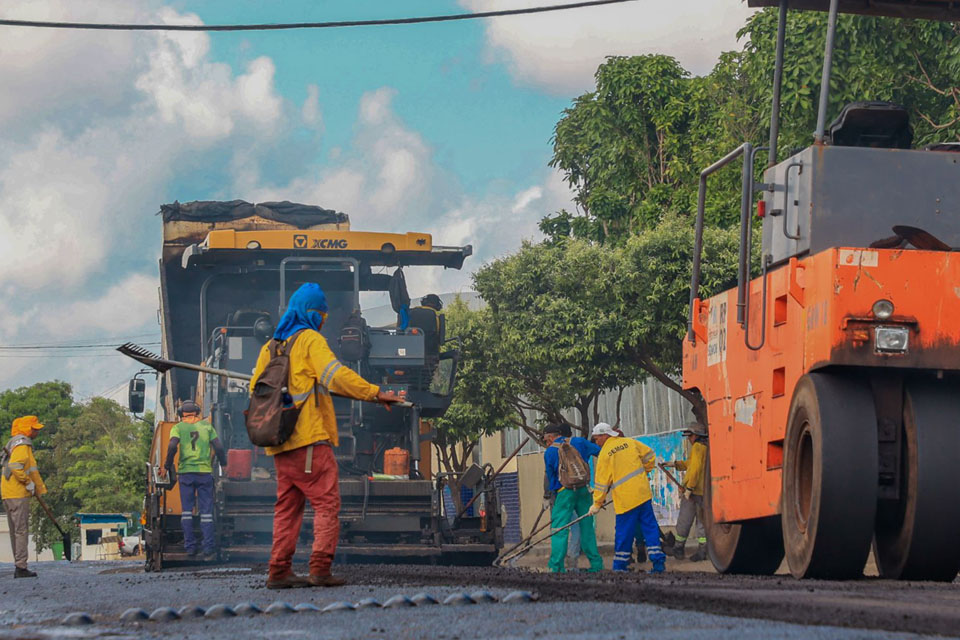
[76, 513, 132, 561]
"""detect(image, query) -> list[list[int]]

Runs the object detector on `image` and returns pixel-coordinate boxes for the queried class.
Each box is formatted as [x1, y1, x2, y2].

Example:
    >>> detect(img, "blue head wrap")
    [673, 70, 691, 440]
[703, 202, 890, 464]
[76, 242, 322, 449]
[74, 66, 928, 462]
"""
[274, 283, 328, 340]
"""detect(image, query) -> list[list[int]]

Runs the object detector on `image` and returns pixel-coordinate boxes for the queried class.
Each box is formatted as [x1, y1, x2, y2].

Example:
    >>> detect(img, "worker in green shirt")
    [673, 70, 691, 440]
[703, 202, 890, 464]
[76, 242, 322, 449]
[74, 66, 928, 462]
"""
[164, 400, 227, 560]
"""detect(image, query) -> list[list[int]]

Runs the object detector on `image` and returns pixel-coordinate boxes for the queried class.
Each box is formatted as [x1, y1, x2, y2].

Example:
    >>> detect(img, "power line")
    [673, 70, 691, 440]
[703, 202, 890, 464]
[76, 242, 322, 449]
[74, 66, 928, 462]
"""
[0, 333, 159, 348]
[0, 341, 160, 351]
[0, 353, 131, 359]
[0, 0, 637, 32]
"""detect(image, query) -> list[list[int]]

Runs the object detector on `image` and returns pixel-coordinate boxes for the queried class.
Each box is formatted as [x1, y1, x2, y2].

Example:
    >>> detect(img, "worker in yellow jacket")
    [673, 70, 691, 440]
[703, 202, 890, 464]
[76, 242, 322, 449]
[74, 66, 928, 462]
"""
[666, 423, 708, 561]
[251, 283, 399, 590]
[587, 423, 665, 573]
[1, 416, 47, 578]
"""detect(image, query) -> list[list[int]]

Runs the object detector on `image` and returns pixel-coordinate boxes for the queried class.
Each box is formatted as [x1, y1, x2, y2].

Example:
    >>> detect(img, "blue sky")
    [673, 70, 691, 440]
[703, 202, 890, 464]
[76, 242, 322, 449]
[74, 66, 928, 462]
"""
[185, 0, 566, 192]
[0, 0, 754, 403]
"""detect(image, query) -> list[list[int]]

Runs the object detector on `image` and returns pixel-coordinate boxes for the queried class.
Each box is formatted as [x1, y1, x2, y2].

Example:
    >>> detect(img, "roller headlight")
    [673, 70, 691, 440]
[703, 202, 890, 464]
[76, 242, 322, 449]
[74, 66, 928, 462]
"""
[246, 240, 261, 249]
[872, 299, 894, 319]
[875, 326, 909, 353]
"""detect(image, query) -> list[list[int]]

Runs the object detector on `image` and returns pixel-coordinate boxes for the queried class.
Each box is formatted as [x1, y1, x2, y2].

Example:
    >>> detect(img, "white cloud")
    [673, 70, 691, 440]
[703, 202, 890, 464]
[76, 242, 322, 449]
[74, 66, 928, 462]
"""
[0, 1, 146, 129]
[302, 84, 322, 129]
[461, 0, 757, 94]
[41, 274, 159, 335]
[247, 87, 436, 226]
[242, 84, 573, 299]
[136, 13, 282, 142]
[0, 1, 288, 395]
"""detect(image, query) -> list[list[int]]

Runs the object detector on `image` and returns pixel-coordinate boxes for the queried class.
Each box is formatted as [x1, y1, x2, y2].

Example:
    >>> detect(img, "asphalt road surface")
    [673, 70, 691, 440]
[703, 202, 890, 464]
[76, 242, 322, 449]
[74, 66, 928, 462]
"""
[0, 561, 956, 639]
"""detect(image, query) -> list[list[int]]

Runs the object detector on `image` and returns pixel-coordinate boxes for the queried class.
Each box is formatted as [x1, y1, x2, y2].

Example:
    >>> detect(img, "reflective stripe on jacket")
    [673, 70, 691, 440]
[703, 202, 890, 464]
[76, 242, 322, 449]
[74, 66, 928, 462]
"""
[592, 437, 655, 514]
[251, 329, 380, 455]
[1, 439, 46, 500]
[673, 440, 706, 496]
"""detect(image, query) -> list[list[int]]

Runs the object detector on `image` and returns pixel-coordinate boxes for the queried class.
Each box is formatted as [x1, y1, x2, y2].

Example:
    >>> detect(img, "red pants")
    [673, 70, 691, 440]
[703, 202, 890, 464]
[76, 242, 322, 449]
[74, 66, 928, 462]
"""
[269, 444, 340, 578]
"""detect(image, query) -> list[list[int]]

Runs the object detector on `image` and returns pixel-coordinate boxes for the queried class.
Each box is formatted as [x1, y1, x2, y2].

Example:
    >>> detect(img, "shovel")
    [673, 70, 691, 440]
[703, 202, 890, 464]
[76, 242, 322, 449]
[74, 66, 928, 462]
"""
[34, 494, 71, 561]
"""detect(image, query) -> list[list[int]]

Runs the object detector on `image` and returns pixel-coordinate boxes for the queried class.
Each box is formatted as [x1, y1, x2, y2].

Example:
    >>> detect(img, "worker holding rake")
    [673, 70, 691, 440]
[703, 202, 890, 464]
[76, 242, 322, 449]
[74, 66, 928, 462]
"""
[588, 422, 666, 573]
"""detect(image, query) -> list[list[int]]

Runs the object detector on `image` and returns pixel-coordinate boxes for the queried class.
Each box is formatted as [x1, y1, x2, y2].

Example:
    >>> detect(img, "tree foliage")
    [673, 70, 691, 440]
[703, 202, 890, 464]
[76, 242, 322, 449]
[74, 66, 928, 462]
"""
[474, 218, 741, 431]
[474, 240, 642, 437]
[546, 11, 960, 243]
[431, 298, 516, 509]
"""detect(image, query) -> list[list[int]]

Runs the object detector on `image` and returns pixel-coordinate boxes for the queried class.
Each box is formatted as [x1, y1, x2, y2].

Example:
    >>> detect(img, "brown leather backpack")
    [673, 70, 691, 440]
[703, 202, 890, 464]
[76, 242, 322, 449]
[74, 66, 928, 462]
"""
[244, 330, 315, 447]
[554, 440, 591, 489]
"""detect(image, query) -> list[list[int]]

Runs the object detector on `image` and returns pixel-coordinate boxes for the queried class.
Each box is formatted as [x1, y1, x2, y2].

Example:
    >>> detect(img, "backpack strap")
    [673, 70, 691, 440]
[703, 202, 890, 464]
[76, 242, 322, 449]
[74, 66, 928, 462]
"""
[271, 329, 322, 406]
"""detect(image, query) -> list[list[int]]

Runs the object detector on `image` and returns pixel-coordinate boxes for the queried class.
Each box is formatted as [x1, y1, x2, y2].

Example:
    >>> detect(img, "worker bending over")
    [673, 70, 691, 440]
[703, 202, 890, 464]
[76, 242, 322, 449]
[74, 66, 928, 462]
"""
[543, 423, 603, 573]
[252, 283, 399, 589]
[165, 400, 226, 561]
[666, 423, 708, 561]
[1, 416, 46, 578]
[588, 423, 666, 573]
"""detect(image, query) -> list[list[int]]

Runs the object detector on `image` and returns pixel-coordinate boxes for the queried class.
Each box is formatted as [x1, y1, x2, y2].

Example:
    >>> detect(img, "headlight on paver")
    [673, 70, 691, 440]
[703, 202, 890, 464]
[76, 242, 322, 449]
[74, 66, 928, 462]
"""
[875, 326, 909, 353]
[872, 299, 894, 319]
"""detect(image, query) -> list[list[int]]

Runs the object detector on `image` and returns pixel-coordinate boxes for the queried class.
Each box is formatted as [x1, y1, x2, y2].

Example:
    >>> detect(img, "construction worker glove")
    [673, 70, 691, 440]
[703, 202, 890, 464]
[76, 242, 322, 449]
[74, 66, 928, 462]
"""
[25, 481, 36, 495]
[683, 488, 693, 500]
[587, 504, 601, 517]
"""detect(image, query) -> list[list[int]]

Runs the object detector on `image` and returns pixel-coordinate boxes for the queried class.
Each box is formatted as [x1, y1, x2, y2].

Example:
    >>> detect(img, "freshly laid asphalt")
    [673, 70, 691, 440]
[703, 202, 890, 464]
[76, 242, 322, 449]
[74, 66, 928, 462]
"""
[0, 561, 954, 639]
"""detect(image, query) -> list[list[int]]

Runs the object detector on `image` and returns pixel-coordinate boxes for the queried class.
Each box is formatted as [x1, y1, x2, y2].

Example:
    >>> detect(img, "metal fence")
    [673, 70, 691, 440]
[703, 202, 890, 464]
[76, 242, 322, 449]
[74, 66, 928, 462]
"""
[499, 377, 695, 458]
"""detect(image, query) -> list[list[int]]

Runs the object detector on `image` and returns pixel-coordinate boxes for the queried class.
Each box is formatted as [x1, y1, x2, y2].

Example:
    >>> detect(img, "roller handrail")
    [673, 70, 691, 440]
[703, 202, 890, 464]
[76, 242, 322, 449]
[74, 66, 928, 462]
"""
[781, 161, 803, 240]
[688, 143, 753, 343]
[742, 145, 770, 351]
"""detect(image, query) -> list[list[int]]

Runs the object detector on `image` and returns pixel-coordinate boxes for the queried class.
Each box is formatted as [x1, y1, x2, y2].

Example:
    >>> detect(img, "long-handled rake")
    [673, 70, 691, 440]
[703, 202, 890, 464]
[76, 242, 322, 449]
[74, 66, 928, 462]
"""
[117, 343, 412, 407]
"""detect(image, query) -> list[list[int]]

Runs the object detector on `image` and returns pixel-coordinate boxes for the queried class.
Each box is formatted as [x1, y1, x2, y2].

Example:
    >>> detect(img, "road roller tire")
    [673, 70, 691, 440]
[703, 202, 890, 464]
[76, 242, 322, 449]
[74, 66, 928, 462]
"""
[781, 373, 877, 579]
[705, 456, 784, 575]
[874, 381, 960, 581]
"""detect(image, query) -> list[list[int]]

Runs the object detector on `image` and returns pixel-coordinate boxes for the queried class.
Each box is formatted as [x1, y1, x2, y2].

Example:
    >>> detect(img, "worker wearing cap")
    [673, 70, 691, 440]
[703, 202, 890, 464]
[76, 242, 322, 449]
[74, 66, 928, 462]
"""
[542, 423, 603, 573]
[588, 422, 666, 573]
[165, 400, 226, 561]
[252, 283, 400, 589]
[666, 423, 708, 561]
[1, 416, 47, 578]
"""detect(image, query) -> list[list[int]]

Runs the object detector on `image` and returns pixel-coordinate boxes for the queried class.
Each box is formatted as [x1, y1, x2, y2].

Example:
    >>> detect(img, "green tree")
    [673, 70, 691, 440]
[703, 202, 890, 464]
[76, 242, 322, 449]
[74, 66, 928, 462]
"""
[545, 12, 960, 243]
[473, 218, 741, 431]
[0, 381, 80, 450]
[473, 240, 643, 437]
[547, 55, 701, 242]
[739, 10, 960, 154]
[60, 398, 151, 513]
[612, 214, 743, 422]
[432, 298, 516, 511]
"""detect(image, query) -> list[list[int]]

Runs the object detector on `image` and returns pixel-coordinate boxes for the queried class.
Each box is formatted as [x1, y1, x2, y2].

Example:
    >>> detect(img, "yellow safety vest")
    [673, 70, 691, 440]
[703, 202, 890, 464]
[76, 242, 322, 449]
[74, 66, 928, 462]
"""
[592, 437, 656, 514]
[674, 440, 707, 496]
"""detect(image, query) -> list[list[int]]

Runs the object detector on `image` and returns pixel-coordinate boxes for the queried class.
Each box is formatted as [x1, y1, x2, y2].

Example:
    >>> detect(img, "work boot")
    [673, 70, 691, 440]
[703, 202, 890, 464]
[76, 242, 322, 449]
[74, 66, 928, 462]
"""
[186, 548, 199, 558]
[672, 540, 686, 559]
[202, 551, 217, 563]
[649, 557, 666, 574]
[690, 543, 708, 562]
[265, 571, 311, 589]
[662, 531, 676, 549]
[14, 567, 37, 579]
[308, 573, 346, 587]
